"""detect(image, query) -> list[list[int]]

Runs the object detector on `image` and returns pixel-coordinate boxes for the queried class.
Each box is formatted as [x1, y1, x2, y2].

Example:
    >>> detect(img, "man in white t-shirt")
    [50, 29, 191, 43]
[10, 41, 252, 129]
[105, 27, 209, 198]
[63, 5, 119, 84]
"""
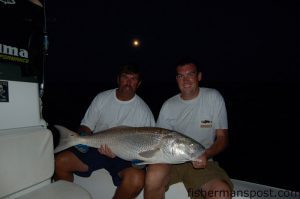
[144, 58, 232, 199]
[54, 64, 155, 199]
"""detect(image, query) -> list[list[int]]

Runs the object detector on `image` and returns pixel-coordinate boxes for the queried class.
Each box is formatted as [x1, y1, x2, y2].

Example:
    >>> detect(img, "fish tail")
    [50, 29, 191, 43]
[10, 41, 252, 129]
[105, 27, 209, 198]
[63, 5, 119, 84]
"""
[53, 125, 80, 153]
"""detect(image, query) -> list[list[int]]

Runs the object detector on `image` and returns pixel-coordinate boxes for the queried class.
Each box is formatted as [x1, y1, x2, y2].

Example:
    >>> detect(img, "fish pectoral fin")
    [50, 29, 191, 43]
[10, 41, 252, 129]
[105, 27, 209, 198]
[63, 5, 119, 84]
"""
[138, 148, 160, 158]
[131, 159, 147, 166]
[134, 162, 148, 166]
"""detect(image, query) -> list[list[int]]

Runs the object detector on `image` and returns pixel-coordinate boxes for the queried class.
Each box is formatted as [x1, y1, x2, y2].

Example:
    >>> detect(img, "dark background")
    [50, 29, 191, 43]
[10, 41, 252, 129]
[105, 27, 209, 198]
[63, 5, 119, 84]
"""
[43, 1, 299, 192]
[2, 0, 299, 192]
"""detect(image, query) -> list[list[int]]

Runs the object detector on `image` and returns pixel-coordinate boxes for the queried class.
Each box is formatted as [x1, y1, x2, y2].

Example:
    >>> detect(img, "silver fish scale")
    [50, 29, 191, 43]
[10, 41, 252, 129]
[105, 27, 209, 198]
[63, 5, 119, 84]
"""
[55, 125, 205, 164]
[83, 127, 175, 161]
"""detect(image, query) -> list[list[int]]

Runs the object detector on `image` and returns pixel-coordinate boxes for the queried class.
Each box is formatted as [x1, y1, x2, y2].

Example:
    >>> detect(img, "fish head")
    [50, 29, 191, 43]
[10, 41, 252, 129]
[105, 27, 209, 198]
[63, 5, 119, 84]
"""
[167, 134, 205, 163]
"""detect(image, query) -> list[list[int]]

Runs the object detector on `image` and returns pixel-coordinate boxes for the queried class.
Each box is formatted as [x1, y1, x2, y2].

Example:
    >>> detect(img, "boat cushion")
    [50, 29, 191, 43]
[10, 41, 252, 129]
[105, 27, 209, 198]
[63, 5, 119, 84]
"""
[0, 127, 54, 198]
[18, 180, 92, 199]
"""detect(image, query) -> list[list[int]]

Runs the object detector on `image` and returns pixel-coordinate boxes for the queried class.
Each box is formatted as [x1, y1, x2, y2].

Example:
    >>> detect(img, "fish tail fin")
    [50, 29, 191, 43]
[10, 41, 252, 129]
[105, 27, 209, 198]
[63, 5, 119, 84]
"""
[53, 125, 80, 153]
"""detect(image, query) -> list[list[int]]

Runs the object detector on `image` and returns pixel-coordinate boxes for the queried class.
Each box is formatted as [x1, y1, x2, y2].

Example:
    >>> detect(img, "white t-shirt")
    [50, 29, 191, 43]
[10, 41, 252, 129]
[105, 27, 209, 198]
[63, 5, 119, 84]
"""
[81, 89, 155, 133]
[156, 87, 228, 149]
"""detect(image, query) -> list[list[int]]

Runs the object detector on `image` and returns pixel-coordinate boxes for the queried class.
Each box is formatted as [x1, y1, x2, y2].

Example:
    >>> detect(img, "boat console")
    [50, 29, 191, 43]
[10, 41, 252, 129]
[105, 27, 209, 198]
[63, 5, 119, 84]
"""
[0, 64, 91, 198]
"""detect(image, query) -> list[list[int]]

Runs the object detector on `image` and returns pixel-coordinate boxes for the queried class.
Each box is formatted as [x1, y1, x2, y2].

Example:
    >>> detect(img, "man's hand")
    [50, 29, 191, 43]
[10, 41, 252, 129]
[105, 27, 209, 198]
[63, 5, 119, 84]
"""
[192, 152, 207, 169]
[98, 144, 116, 158]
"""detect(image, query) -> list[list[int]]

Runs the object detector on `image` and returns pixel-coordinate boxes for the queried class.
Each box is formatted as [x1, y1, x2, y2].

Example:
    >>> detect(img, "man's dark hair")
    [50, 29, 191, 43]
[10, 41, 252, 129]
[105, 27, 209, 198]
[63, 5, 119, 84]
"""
[118, 63, 141, 79]
[176, 57, 201, 72]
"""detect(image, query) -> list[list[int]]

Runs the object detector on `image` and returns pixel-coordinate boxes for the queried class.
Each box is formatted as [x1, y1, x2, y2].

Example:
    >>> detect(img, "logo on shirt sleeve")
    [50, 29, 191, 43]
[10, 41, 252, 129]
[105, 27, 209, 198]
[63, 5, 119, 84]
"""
[200, 120, 212, 128]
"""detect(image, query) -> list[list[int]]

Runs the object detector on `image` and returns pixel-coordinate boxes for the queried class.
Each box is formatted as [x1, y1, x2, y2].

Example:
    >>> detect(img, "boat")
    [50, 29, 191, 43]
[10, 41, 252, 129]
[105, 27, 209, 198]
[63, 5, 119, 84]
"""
[0, 1, 299, 199]
[1, 71, 299, 199]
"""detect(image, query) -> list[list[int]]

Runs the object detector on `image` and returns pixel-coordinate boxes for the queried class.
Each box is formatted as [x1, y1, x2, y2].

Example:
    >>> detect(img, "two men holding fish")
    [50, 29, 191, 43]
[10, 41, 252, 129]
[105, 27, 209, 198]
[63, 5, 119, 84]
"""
[54, 58, 232, 199]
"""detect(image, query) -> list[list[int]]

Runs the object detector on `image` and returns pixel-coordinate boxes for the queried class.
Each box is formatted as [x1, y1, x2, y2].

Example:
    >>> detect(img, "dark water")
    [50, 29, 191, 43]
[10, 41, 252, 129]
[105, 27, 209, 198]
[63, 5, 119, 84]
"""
[42, 80, 299, 192]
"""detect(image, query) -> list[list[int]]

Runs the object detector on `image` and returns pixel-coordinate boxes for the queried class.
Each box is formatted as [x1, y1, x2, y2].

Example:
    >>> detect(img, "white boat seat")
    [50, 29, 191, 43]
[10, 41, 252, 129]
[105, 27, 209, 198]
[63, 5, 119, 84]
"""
[75, 169, 300, 199]
[18, 180, 91, 199]
[0, 126, 91, 199]
[74, 169, 190, 199]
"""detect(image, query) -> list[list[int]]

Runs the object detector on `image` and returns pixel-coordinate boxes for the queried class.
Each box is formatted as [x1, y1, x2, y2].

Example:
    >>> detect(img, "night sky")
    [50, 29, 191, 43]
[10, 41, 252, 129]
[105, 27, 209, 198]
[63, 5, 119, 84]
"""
[45, 1, 300, 83]
[2, 0, 299, 192]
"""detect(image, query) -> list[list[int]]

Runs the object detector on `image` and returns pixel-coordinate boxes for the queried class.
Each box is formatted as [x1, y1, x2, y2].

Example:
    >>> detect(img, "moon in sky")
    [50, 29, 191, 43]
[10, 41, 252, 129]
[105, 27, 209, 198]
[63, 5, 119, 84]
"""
[131, 39, 141, 48]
